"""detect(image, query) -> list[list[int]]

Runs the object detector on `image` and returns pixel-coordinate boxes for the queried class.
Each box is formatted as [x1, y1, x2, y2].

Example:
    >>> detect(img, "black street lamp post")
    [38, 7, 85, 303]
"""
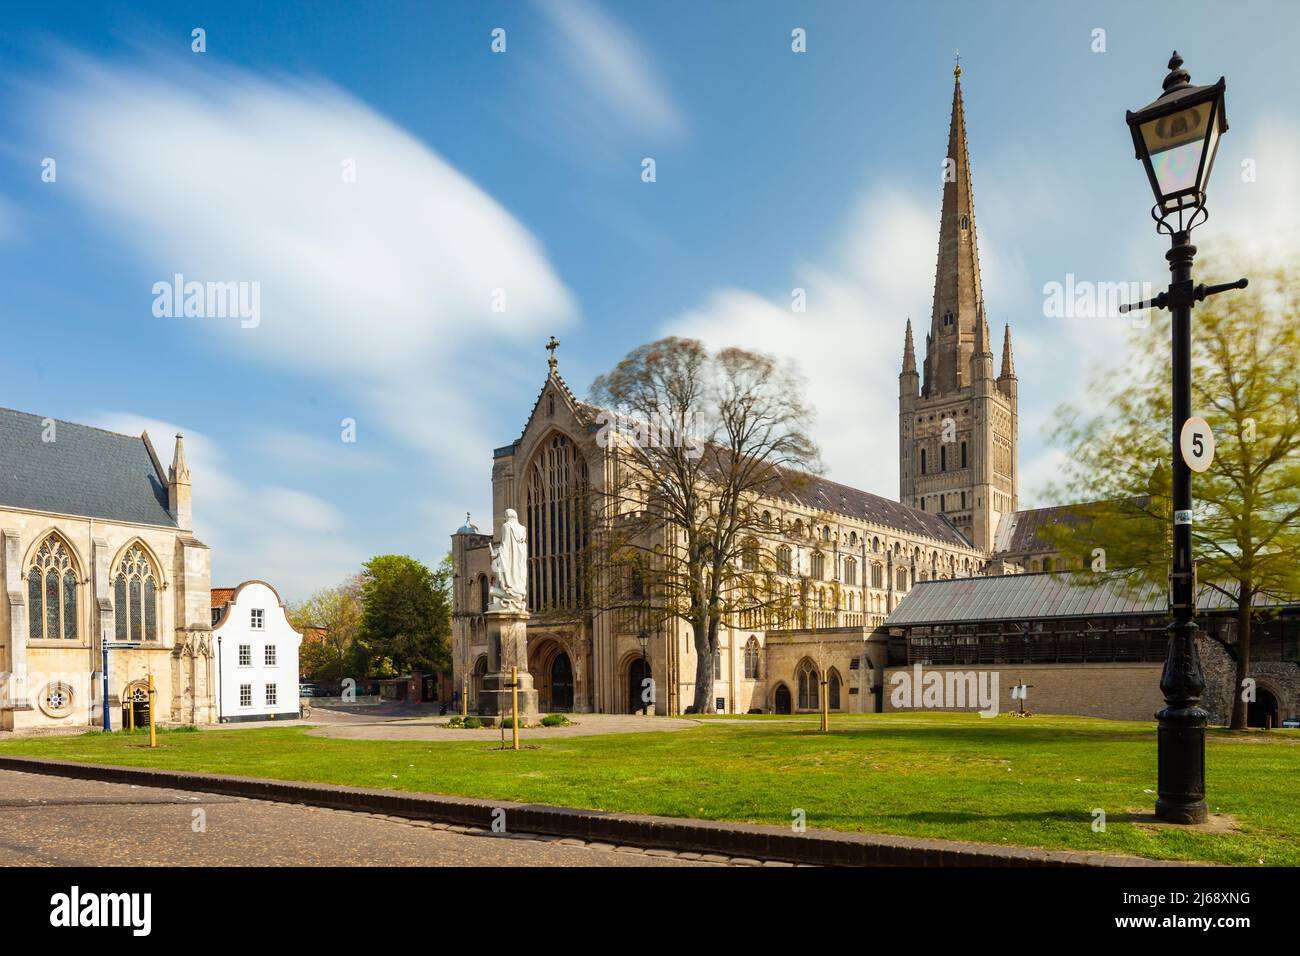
[1121, 52, 1247, 824]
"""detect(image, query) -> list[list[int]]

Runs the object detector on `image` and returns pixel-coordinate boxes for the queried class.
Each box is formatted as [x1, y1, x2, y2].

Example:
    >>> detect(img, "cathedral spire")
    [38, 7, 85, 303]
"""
[1000, 323, 1016, 379]
[924, 60, 986, 396]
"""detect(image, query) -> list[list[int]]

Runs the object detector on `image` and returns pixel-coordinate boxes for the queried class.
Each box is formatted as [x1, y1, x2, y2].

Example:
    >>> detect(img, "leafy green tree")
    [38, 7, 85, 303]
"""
[355, 554, 452, 676]
[290, 575, 363, 681]
[1046, 259, 1300, 728]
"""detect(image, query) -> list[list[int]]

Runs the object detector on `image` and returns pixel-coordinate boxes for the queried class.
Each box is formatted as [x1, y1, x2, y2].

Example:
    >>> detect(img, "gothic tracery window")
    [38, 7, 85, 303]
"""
[744, 636, 760, 680]
[27, 534, 79, 642]
[113, 544, 160, 643]
[797, 660, 819, 710]
[526, 432, 589, 613]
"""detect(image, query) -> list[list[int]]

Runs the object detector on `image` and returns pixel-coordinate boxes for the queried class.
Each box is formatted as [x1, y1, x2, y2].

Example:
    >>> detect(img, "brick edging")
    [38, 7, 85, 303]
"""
[0, 756, 1182, 867]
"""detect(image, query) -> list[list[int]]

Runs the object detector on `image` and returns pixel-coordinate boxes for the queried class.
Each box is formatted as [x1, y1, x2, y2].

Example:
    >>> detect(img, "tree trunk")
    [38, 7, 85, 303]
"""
[691, 616, 716, 714]
[1229, 585, 1252, 730]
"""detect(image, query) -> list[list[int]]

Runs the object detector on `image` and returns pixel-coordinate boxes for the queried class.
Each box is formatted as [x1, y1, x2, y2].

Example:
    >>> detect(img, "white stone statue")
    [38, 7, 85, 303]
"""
[489, 508, 528, 612]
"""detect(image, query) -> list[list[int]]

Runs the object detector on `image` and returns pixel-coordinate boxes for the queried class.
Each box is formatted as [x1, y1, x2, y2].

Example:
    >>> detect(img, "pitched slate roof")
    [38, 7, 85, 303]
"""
[779, 473, 972, 549]
[0, 407, 176, 528]
[886, 571, 1298, 628]
[992, 498, 1154, 557]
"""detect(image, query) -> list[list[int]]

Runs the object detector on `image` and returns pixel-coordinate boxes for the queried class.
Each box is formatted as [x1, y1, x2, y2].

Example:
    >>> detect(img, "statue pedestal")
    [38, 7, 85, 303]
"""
[477, 606, 540, 723]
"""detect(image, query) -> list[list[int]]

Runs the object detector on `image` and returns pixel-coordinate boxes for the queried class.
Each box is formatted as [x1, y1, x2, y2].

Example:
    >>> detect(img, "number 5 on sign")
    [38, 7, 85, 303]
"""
[1180, 417, 1215, 473]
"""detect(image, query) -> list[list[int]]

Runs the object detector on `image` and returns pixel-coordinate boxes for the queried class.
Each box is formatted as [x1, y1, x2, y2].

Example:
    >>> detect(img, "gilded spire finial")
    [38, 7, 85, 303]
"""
[954, 49, 962, 79]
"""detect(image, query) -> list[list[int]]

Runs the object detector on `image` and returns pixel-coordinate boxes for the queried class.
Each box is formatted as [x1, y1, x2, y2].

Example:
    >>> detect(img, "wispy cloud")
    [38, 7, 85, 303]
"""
[23, 51, 577, 460]
[93, 413, 361, 600]
[533, 0, 684, 141]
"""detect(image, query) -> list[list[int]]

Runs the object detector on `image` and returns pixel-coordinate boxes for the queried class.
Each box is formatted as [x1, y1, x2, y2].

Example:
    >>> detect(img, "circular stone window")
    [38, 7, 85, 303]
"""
[38, 682, 74, 719]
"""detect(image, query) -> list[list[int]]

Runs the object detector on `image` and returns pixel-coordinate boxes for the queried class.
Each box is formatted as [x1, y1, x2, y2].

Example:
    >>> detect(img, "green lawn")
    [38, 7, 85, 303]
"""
[2, 713, 1296, 865]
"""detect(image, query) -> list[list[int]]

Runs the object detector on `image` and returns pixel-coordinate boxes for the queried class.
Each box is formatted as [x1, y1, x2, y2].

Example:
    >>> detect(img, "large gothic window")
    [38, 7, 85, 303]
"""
[844, 557, 858, 586]
[797, 660, 819, 710]
[744, 636, 760, 680]
[526, 433, 589, 613]
[27, 534, 79, 642]
[113, 544, 160, 643]
[810, 552, 825, 580]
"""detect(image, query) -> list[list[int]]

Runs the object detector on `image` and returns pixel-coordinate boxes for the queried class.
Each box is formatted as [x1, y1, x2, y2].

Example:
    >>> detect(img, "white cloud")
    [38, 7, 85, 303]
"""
[252, 427, 382, 473]
[25, 52, 577, 460]
[93, 412, 363, 601]
[532, 0, 684, 141]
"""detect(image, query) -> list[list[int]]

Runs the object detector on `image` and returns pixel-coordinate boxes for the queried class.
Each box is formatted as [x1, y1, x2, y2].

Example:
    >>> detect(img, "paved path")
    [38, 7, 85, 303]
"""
[305, 711, 700, 742]
[0, 770, 714, 867]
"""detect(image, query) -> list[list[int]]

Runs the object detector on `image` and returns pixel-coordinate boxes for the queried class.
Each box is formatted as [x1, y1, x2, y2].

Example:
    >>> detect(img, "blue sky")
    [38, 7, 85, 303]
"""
[2, 0, 1298, 599]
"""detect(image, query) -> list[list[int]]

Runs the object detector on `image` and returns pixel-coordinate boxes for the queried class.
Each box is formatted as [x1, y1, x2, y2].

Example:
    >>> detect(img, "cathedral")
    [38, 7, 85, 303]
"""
[451, 65, 1044, 717]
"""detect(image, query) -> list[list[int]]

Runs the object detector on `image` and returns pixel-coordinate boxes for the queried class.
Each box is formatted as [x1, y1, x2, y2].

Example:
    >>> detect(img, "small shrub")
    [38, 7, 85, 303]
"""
[462, 716, 483, 729]
[541, 713, 571, 727]
[445, 716, 464, 728]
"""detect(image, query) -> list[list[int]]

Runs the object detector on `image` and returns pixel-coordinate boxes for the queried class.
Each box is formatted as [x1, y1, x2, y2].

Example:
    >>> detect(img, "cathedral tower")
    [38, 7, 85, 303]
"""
[899, 63, 1018, 555]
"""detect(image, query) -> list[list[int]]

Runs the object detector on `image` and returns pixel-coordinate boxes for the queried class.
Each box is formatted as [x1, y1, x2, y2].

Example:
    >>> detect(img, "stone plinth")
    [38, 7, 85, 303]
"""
[477, 606, 539, 722]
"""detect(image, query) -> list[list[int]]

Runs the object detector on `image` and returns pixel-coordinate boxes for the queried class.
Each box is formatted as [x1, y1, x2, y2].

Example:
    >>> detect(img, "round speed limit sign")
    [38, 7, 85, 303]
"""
[1180, 416, 1215, 473]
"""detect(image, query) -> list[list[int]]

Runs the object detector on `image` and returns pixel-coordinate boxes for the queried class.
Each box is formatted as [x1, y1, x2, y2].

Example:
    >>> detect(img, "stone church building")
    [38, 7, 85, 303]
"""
[452, 66, 1042, 717]
[0, 410, 214, 731]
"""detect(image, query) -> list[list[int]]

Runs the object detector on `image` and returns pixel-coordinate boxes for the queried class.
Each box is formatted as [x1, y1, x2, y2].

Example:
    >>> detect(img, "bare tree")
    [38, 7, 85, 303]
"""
[589, 338, 820, 714]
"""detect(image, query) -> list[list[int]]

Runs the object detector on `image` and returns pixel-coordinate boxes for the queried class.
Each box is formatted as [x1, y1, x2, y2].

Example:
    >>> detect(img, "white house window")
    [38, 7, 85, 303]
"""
[239, 684, 252, 707]
[251, 608, 264, 630]
[265, 683, 278, 707]
[26, 534, 79, 642]
[113, 544, 159, 643]
[264, 645, 277, 667]
[238, 644, 251, 666]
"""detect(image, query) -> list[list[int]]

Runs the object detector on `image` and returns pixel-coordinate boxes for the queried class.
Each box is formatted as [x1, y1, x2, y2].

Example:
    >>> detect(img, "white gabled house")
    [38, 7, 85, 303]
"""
[211, 581, 302, 722]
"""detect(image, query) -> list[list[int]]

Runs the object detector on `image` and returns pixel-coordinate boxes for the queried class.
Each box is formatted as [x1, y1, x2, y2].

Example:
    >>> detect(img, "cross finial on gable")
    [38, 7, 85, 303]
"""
[546, 335, 561, 370]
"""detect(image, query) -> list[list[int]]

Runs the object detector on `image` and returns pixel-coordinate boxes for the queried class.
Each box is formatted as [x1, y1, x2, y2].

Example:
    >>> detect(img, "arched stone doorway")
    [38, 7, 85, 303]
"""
[470, 656, 488, 712]
[627, 657, 652, 714]
[530, 638, 578, 712]
[773, 683, 792, 715]
[1248, 686, 1280, 728]
[550, 652, 574, 711]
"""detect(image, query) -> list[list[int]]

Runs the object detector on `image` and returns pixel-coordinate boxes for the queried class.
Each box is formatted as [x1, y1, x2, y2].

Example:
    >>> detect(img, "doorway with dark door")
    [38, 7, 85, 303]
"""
[628, 657, 652, 714]
[773, 683, 792, 715]
[1248, 686, 1279, 728]
[550, 652, 574, 711]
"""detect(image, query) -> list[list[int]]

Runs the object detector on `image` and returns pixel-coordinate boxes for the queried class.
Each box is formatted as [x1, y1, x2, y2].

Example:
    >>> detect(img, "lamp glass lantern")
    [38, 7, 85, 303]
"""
[637, 630, 650, 654]
[1126, 55, 1228, 215]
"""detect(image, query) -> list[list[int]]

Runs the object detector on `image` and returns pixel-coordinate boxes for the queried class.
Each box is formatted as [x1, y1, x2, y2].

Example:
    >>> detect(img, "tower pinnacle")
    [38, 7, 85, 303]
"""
[902, 317, 917, 374]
